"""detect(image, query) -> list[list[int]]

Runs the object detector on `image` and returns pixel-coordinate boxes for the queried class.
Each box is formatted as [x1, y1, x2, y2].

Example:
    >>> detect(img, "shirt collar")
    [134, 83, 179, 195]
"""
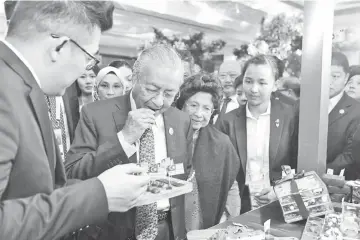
[329, 91, 344, 111]
[2, 40, 41, 88]
[246, 102, 271, 120]
[129, 90, 163, 127]
[224, 94, 237, 102]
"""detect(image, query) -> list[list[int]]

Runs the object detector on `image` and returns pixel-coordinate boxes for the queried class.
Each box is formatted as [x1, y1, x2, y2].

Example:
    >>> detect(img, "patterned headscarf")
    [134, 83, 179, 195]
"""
[93, 66, 126, 101]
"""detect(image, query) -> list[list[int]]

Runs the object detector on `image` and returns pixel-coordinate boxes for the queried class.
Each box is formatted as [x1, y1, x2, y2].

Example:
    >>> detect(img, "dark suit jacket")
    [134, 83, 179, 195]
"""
[327, 93, 360, 180]
[217, 98, 299, 196]
[63, 81, 80, 144]
[272, 91, 298, 106]
[0, 42, 108, 239]
[65, 94, 193, 240]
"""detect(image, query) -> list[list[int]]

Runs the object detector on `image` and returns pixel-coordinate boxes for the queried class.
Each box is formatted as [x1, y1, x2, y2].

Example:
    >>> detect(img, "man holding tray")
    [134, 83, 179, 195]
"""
[66, 44, 193, 240]
[0, 1, 151, 239]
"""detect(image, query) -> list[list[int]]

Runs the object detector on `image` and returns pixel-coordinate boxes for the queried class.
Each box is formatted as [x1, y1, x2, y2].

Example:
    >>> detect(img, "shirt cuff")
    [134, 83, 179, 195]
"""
[117, 131, 137, 158]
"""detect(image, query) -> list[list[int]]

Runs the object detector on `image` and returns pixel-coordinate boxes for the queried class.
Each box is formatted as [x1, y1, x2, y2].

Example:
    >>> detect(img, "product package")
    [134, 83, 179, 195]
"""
[301, 216, 325, 240]
[274, 170, 333, 223]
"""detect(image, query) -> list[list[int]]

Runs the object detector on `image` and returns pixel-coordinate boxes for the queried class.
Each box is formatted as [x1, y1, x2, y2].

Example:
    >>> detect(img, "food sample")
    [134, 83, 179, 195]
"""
[209, 224, 267, 240]
[136, 177, 192, 206]
[320, 213, 343, 240]
[301, 216, 324, 240]
[146, 178, 185, 194]
[209, 223, 299, 240]
[341, 202, 360, 239]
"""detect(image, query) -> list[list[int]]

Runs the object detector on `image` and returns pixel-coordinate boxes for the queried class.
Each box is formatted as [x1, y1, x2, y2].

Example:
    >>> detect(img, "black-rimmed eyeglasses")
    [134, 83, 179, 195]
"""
[51, 33, 99, 70]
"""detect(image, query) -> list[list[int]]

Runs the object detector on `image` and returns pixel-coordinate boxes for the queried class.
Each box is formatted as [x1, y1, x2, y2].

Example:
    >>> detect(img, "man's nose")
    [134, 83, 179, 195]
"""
[152, 93, 164, 107]
[251, 84, 259, 93]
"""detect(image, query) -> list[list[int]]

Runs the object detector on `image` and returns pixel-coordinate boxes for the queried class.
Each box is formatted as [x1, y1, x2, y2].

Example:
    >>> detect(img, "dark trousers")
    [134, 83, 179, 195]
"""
[240, 186, 251, 214]
[155, 218, 174, 240]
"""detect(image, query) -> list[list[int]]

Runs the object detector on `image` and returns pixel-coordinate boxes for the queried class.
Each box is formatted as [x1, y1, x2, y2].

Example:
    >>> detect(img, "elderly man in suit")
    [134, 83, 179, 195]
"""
[326, 52, 360, 180]
[0, 2, 151, 239]
[65, 44, 193, 240]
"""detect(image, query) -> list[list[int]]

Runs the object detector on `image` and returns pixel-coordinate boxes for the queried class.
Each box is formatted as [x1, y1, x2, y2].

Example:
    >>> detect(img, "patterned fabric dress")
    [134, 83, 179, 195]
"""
[185, 130, 203, 231]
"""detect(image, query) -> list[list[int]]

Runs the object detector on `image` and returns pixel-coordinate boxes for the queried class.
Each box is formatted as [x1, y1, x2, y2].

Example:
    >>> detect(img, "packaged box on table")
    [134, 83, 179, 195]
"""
[274, 171, 333, 223]
[340, 201, 360, 239]
[301, 216, 324, 240]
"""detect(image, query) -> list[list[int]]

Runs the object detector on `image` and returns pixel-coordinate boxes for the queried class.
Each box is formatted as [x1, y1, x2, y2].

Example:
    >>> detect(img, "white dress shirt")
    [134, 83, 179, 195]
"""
[328, 91, 344, 114]
[213, 95, 239, 123]
[117, 92, 169, 211]
[245, 103, 271, 186]
[2, 40, 41, 87]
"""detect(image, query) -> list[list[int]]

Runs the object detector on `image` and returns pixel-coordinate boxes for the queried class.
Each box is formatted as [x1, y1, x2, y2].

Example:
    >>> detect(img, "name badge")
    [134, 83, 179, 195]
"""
[171, 163, 185, 176]
[327, 168, 334, 175]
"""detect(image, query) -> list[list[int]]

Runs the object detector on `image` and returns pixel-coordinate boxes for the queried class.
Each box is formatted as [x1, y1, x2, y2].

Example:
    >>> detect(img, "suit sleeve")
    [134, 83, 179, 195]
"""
[65, 105, 128, 180]
[0, 91, 108, 240]
[215, 117, 229, 136]
[327, 120, 360, 175]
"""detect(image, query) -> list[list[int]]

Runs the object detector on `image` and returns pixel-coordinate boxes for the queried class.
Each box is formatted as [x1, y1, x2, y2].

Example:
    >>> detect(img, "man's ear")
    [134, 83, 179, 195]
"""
[272, 79, 279, 92]
[50, 36, 69, 62]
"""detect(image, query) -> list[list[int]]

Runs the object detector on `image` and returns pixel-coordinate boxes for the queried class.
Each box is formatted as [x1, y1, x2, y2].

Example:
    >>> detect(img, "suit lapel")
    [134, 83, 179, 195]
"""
[235, 107, 247, 173]
[329, 94, 351, 126]
[269, 99, 284, 172]
[0, 42, 56, 181]
[163, 108, 177, 162]
[113, 94, 131, 132]
[29, 83, 56, 182]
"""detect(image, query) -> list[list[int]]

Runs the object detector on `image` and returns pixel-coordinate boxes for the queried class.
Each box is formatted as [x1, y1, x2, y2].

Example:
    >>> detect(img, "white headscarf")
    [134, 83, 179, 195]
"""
[93, 66, 126, 101]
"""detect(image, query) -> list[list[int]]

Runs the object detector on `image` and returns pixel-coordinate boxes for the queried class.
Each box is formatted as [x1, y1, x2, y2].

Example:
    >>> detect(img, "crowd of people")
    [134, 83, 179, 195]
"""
[2, 1, 360, 240]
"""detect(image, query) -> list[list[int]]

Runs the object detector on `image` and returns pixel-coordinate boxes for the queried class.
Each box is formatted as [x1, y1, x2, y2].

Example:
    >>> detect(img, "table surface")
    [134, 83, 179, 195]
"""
[211, 201, 306, 239]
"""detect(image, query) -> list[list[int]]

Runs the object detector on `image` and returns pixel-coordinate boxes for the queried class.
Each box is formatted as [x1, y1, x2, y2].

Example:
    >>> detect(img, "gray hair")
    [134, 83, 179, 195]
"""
[133, 44, 183, 82]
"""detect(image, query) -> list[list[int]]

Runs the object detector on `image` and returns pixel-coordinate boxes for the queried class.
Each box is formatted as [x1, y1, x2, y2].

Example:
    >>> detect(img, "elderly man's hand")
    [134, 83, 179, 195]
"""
[98, 163, 150, 212]
[121, 109, 156, 144]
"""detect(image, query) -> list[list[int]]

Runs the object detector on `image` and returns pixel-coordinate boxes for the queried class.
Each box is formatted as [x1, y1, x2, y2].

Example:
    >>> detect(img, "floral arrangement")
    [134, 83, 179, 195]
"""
[139, 28, 226, 67]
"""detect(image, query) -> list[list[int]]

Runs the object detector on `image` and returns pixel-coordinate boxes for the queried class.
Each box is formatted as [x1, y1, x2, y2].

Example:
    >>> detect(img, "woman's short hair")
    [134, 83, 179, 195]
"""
[108, 60, 132, 70]
[241, 54, 284, 81]
[176, 73, 223, 119]
[348, 65, 360, 82]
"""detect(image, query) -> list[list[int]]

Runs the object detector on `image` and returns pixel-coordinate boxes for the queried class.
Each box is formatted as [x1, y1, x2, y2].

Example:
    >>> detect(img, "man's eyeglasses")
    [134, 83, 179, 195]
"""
[51, 33, 99, 70]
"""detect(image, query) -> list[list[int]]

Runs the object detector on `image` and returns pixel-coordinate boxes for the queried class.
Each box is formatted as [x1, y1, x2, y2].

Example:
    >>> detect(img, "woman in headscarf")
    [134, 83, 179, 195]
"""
[93, 66, 126, 101]
[176, 73, 241, 230]
[108, 60, 133, 94]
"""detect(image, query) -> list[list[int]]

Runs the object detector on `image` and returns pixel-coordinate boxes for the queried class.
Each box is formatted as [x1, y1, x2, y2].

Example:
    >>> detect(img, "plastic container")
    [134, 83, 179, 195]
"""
[274, 171, 333, 223]
[301, 216, 324, 240]
[340, 201, 360, 239]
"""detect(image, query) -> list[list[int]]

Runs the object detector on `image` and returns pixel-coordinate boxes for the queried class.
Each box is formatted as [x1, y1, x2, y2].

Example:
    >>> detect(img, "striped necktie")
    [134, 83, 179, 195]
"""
[45, 96, 68, 161]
